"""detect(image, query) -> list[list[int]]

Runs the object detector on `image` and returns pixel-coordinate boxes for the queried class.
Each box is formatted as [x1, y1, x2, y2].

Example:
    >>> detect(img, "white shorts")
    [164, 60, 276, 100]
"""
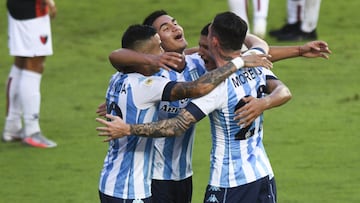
[8, 13, 53, 57]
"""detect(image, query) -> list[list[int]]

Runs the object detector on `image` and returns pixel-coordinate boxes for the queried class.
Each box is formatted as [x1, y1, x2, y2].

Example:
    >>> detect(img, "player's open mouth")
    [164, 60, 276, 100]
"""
[174, 33, 183, 40]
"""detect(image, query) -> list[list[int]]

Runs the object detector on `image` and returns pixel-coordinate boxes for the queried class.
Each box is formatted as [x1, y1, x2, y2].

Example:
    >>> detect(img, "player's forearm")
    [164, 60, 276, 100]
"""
[244, 34, 269, 54]
[170, 58, 241, 100]
[109, 49, 154, 71]
[268, 46, 301, 62]
[263, 85, 292, 110]
[130, 109, 196, 137]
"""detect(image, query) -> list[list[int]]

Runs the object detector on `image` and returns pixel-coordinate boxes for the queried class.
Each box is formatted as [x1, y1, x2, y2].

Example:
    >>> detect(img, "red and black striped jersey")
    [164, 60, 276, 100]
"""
[7, 0, 48, 20]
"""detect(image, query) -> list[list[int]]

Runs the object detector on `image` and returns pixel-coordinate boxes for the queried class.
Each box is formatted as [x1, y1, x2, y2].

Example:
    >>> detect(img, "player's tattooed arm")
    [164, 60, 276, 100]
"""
[130, 109, 197, 138]
[96, 109, 197, 141]
[169, 61, 236, 100]
[169, 54, 272, 101]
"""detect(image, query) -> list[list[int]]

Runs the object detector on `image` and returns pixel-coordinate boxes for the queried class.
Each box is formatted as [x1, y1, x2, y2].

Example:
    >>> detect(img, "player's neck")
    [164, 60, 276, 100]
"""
[216, 50, 241, 67]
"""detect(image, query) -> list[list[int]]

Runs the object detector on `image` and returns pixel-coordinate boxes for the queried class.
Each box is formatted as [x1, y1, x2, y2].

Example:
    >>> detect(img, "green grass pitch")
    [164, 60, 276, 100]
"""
[0, 0, 359, 202]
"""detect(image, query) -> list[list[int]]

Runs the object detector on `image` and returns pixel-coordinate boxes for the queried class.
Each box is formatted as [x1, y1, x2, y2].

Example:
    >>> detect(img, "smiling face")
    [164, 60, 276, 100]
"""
[151, 15, 188, 53]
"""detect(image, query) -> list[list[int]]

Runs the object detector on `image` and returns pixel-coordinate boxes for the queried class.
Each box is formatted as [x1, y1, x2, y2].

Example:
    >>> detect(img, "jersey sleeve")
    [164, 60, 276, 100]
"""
[185, 84, 225, 121]
[132, 75, 172, 108]
[243, 48, 265, 55]
[243, 49, 278, 80]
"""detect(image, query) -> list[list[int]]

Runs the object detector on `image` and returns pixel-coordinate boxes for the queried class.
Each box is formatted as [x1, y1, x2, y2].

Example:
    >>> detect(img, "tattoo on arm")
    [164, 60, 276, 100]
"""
[130, 109, 197, 137]
[170, 62, 237, 100]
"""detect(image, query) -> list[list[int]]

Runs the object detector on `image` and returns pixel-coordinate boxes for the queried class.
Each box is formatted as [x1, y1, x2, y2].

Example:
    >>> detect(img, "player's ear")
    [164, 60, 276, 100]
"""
[211, 36, 220, 48]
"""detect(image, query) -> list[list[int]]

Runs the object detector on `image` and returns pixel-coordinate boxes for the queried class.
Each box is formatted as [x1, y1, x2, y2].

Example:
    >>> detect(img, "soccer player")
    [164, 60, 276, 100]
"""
[3, 0, 57, 148]
[98, 24, 271, 202]
[96, 12, 292, 202]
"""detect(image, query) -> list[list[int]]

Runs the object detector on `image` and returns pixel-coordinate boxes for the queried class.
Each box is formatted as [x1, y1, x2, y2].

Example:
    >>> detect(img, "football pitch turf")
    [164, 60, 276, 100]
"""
[0, 0, 359, 202]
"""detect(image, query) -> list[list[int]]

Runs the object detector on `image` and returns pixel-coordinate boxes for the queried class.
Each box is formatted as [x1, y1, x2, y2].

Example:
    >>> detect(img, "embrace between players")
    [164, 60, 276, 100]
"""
[95, 10, 331, 203]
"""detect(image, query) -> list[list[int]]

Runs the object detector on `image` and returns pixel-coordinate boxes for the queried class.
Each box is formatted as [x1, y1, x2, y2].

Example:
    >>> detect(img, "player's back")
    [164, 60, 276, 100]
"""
[99, 72, 171, 199]
[207, 66, 276, 187]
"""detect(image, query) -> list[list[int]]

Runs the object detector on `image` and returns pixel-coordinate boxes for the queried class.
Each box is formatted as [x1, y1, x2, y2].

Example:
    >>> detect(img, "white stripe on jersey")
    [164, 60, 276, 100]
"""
[99, 72, 171, 199]
[152, 53, 207, 181]
[189, 66, 276, 188]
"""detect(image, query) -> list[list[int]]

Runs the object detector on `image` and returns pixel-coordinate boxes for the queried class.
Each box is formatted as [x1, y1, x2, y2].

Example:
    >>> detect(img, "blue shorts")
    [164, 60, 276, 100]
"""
[99, 191, 152, 203]
[151, 176, 192, 203]
[203, 176, 277, 203]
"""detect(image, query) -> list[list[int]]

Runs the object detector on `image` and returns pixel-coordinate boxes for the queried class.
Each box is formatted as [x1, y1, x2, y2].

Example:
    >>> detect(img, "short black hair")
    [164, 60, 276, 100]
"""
[143, 10, 168, 26]
[200, 23, 211, 36]
[121, 24, 157, 50]
[211, 11, 247, 50]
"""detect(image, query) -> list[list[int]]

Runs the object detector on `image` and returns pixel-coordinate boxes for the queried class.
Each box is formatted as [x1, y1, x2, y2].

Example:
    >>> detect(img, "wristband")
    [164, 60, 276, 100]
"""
[231, 57, 244, 70]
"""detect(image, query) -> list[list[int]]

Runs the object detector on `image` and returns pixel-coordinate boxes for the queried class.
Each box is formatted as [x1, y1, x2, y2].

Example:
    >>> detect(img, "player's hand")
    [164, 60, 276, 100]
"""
[152, 52, 185, 71]
[299, 40, 332, 59]
[234, 96, 267, 127]
[46, 0, 57, 19]
[96, 114, 130, 142]
[242, 54, 273, 69]
[96, 102, 107, 117]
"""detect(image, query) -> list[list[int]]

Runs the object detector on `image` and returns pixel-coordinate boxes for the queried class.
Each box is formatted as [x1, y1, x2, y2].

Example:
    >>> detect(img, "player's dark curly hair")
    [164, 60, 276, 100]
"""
[211, 12, 247, 51]
[143, 10, 168, 26]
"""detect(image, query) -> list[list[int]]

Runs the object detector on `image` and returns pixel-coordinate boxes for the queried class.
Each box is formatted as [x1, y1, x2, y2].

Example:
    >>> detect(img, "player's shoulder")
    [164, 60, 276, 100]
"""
[185, 53, 205, 69]
[140, 75, 170, 87]
[242, 47, 266, 56]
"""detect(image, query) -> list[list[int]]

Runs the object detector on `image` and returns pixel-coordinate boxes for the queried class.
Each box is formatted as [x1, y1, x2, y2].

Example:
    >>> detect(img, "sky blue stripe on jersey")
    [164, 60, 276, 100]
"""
[253, 136, 264, 179]
[179, 125, 194, 177]
[143, 138, 154, 195]
[208, 112, 216, 184]
[100, 141, 120, 192]
[126, 87, 137, 124]
[168, 70, 179, 81]
[163, 138, 175, 179]
[218, 110, 231, 186]
[115, 136, 138, 196]
[255, 136, 270, 178]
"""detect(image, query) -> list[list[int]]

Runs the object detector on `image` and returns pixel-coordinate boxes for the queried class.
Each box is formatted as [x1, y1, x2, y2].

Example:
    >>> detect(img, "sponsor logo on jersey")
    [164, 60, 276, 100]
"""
[144, 79, 153, 86]
[40, 35, 48, 44]
[206, 194, 219, 203]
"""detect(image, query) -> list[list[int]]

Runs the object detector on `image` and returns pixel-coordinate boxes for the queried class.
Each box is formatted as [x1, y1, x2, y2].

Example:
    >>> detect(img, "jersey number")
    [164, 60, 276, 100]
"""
[107, 102, 123, 121]
[234, 85, 266, 140]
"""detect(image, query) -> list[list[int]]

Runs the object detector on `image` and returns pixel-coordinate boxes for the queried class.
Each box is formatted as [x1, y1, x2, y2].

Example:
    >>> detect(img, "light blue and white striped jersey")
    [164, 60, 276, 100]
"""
[99, 72, 174, 199]
[186, 63, 277, 188]
[152, 53, 207, 180]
